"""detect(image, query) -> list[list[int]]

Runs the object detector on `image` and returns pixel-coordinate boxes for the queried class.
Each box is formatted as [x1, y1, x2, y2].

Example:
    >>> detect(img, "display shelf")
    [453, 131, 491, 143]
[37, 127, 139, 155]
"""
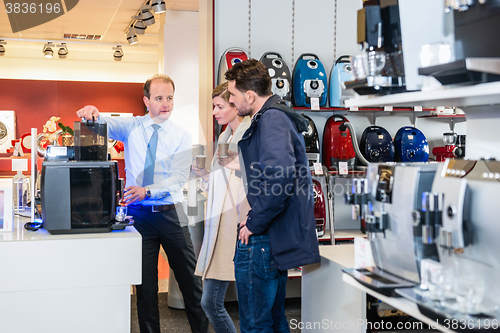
[343, 274, 457, 333]
[344, 81, 500, 108]
[318, 229, 366, 244]
[293, 106, 435, 112]
[418, 114, 466, 131]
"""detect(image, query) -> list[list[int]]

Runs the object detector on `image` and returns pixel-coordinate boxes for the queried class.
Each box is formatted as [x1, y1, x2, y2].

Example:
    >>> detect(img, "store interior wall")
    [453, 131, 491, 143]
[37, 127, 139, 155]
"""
[160, 10, 201, 144]
[213, 0, 466, 160]
[0, 79, 144, 139]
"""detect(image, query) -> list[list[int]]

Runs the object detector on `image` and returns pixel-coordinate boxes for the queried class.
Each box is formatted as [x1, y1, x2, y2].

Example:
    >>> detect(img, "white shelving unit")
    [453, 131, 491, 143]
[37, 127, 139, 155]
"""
[345, 81, 500, 108]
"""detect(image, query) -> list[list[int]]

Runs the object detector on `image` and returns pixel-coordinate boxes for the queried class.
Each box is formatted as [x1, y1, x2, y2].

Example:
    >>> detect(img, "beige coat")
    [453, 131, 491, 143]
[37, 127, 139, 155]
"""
[195, 117, 251, 281]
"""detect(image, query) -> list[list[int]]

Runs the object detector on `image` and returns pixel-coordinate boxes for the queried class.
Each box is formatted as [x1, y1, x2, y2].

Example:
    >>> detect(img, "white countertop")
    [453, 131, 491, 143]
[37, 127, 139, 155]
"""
[319, 244, 356, 268]
[0, 215, 140, 242]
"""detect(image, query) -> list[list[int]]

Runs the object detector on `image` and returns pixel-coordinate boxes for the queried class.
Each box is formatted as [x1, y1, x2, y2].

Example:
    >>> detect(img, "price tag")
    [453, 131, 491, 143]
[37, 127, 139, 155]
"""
[414, 106, 423, 112]
[384, 106, 393, 112]
[354, 237, 375, 269]
[349, 106, 359, 111]
[339, 162, 348, 175]
[12, 158, 28, 172]
[310, 97, 320, 111]
[313, 162, 323, 175]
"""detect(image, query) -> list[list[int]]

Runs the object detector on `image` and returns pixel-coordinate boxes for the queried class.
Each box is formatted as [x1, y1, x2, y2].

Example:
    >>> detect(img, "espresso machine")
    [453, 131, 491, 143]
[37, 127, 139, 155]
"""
[41, 120, 125, 234]
[343, 162, 438, 295]
[396, 159, 500, 329]
[347, 0, 455, 94]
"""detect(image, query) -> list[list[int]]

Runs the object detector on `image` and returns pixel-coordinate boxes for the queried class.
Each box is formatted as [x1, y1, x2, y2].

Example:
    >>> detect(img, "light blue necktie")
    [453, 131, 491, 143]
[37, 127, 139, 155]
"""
[143, 124, 160, 186]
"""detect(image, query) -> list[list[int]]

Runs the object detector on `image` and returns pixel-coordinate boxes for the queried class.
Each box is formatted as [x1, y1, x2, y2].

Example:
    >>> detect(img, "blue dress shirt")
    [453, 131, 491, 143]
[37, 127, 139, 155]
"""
[104, 114, 192, 205]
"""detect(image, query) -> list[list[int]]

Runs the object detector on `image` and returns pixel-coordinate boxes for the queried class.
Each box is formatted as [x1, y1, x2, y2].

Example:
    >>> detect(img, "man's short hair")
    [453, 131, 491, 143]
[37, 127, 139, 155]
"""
[224, 59, 272, 97]
[143, 74, 175, 98]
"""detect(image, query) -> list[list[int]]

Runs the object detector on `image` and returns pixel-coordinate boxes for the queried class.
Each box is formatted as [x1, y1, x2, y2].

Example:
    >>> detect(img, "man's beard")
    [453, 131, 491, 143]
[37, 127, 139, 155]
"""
[236, 102, 253, 117]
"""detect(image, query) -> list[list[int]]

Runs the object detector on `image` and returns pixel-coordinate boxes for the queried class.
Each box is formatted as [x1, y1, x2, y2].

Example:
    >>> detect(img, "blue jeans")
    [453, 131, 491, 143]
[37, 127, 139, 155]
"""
[201, 279, 237, 333]
[234, 234, 290, 333]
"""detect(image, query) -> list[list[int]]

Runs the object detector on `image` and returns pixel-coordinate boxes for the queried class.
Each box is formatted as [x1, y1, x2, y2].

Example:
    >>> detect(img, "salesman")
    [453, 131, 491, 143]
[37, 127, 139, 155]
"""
[76, 74, 208, 333]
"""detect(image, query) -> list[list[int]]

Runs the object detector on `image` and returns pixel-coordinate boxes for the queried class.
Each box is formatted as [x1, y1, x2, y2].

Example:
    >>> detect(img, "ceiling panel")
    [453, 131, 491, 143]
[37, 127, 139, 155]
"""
[0, 0, 198, 47]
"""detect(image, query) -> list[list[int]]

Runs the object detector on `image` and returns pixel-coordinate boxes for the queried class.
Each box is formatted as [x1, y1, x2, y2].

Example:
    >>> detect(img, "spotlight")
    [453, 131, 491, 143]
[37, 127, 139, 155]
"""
[133, 19, 146, 35]
[43, 42, 55, 59]
[113, 45, 124, 61]
[126, 28, 138, 45]
[140, 6, 155, 26]
[151, 1, 166, 14]
[57, 43, 68, 58]
[0, 40, 6, 56]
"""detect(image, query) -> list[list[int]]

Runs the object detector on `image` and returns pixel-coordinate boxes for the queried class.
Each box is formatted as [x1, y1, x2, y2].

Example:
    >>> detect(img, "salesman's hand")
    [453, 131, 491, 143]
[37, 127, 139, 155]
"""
[76, 105, 100, 121]
[238, 224, 253, 245]
[123, 186, 147, 205]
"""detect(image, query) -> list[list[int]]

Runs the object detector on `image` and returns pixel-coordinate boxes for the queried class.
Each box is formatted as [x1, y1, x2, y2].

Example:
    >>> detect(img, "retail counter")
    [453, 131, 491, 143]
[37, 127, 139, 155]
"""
[301, 244, 366, 333]
[0, 216, 142, 333]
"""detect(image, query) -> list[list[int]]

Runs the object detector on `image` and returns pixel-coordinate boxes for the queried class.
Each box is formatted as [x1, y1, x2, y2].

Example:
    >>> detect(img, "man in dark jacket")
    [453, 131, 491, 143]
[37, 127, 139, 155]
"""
[224, 59, 320, 333]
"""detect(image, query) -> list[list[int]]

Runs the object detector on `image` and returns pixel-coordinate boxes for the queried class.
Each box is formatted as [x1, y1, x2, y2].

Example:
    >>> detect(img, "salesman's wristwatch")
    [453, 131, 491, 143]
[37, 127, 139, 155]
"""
[144, 187, 151, 198]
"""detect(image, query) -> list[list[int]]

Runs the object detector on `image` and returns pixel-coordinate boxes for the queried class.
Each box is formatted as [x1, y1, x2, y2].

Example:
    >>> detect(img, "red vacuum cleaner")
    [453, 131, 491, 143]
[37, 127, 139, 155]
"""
[322, 115, 356, 171]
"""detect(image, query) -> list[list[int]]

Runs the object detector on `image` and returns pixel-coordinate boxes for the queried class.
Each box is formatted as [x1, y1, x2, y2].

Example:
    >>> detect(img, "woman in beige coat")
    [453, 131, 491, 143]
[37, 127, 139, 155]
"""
[193, 82, 251, 333]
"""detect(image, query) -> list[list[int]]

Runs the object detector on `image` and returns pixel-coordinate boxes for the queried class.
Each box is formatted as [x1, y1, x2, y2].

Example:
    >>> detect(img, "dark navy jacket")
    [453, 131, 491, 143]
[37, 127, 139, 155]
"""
[238, 95, 321, 270]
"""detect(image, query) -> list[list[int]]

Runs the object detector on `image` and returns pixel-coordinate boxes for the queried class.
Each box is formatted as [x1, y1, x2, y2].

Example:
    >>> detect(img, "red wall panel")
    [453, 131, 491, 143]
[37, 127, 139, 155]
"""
[0, 79, 145, 138]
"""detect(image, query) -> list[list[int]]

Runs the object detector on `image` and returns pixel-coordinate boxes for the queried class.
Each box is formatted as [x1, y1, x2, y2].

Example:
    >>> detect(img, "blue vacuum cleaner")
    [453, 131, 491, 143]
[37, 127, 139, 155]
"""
[359, 125, 395, 162]
[292, 53, 328, 107]
[394, 126, 429, 162]
[329, 55, 354, 107]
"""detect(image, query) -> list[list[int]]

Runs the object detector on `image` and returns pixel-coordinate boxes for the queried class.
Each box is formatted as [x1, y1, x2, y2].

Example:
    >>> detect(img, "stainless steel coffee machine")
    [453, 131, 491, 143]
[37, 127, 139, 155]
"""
[343, 162, 438, 295]
[397, 159, 500, 329]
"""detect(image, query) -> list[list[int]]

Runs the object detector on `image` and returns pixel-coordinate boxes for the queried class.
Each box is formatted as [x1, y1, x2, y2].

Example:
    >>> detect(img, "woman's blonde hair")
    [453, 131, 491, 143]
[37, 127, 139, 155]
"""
[212, 82, 232, 104]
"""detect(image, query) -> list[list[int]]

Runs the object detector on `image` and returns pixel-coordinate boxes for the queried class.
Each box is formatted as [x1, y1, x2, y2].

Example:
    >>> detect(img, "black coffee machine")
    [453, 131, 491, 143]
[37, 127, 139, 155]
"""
[41, 120, 121, 234]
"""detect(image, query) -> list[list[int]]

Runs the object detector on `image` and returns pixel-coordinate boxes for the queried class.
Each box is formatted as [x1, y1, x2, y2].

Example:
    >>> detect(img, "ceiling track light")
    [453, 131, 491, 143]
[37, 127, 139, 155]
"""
[57, 43, 68, 58]
[125, 0, 163, 45]
[43, 42, 55, 59]
[113, 45, 124, 61]
[126, 28, 138, 45]
[140, 6, 155, 26]
[151, 1, 166, 14]
[0, 40, 6, 56]
[131, 15, 146, 35]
